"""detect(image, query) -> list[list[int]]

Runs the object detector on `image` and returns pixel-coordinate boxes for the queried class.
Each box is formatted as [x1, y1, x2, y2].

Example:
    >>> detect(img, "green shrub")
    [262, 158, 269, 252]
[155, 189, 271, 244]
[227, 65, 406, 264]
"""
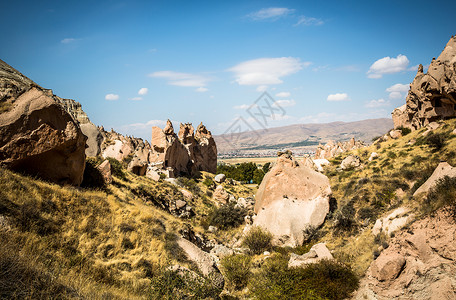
[106, 157, 126, 180]
[422, 176, 456, 218]
[333, 201, 356, 234]
[242, 226, 273, 255]
[150, 268, 221, 300]
[177, 177, 200, 194]
[205, 202, 246, 230]
[81, 158, 106, 189]
[424, 132, 446, 151]
[202, 177, 214, 187]
[262, 162, 271, 173]
[253, 169, 265, 184]
[248, 255, 359, 300]
[220, 254, 251, 290]
[397, 126, 411, 136]
[387, 151, 397, 159]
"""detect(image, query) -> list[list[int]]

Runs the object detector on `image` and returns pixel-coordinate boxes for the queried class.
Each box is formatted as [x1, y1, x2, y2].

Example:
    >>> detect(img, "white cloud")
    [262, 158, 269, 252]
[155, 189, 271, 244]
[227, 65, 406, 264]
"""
[365, 98, 390, 108]
[273, 99, 296, 107]
[105, 93, 119, 101]
[61, 38, 77, 44]
[276, 92, 291, 98]
[327, 93, 350, 101]
[149, 71, 210, 87]
[196, 87, 208, 92]
[234, 104, 250, 110]
[248, 7, 295, 20]
[129, 97, 142, 101]
[256, 85, 268, 92]
[386, 83, 409, 99]
[138, 87, 148, 95]
[295, 16, 324, 26]
[367, 54, 410, 78]
[229, 57, 309, 86]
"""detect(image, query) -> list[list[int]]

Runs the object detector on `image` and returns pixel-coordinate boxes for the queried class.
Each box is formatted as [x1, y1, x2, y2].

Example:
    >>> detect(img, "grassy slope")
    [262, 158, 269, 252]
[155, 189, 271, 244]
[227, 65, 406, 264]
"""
[316, 119, 456, 275]
[0, 165, 254, 299]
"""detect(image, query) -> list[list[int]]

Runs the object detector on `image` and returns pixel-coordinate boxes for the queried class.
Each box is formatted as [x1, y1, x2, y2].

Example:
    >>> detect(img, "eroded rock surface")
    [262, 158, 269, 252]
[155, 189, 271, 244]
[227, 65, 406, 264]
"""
[315, 138, 365, 159]
[392, 36, 456, 130]
[253, 150, 331, 247]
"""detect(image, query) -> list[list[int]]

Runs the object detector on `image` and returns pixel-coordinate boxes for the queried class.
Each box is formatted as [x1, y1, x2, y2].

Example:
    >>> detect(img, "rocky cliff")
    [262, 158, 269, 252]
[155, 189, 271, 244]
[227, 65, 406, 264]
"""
[314, 137, 365, 159]
[392, 35, 456, 130]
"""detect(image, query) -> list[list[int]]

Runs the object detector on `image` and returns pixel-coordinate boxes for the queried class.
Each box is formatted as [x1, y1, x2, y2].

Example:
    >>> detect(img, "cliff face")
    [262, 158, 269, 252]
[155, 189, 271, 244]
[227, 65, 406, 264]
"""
[392, 36, 456, 130]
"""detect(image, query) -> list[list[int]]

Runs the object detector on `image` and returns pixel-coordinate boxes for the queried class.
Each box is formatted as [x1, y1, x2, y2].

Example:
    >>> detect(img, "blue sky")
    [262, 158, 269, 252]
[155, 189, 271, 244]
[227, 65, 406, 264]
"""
[1, 0, 456, 141]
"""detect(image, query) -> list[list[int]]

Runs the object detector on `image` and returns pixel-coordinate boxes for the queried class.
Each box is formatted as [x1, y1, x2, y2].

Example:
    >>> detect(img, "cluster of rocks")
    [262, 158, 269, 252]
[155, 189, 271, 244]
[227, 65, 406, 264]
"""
[314, 137, 365, 159]
[392, 35, 456, 130]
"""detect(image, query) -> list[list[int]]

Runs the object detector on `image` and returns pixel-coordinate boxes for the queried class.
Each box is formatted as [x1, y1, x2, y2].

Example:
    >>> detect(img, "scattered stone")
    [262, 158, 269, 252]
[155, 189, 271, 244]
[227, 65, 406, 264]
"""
[175, 200, 187, 210]
[288, 243, 333, 268]
[214, 174, 226, 183]
[389, 129, 402, 139]
[146, 168, 161, 181]
[312, 158, 330, 172]
[372, 207, 413, 236]
[253, 151, 331, 247]
[213, 185, 230, 204]
[208, 226, 218, 233]
[413, 162, 456, 196]
[368, 152, 379, 161]
[209, 244, 234, 259]
[340, 155, 361, 170]
[371, 252, 406, 281]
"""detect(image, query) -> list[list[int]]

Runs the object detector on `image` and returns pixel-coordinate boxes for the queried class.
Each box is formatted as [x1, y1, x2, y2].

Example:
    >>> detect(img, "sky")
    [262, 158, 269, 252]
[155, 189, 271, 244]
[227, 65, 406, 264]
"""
[1, 0, 456, 141]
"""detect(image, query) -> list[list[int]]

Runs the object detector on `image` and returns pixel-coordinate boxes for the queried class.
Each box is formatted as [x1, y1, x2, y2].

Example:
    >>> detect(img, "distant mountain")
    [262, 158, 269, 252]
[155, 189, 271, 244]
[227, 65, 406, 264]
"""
[214, 118, 393, 155]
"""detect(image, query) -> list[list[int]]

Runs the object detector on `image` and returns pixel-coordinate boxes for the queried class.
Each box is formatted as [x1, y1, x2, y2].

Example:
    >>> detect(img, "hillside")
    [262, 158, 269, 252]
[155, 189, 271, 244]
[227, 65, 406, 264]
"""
[215, 118, 393, 155]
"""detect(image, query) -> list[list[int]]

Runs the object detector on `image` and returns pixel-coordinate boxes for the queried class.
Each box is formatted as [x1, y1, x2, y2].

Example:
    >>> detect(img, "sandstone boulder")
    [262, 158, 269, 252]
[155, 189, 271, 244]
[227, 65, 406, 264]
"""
[213, 185, 230, 204]
[253, 151, 331, 247]
[97, 160, 112, 184]
[372, 207, 414, 237]
[176, 237, 224, 289]
[368, 152, 379, 161]
[371, 252, 406, 282]
[340, 155, 361, 170]
[413, 162, 456, 196]
[214, 174, 226, 183]
[0, 88, 86, 185]
[288, 243, 333, 268]
[389, 129, 402, 139]
[312, 158, 330, 172]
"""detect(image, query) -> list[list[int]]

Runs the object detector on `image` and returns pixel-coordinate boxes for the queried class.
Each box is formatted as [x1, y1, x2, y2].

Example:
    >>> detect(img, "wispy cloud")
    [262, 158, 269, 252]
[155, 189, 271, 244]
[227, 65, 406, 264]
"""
[149, 71, 210, 88]
[129, 97, 142, 101]
[247, 7, 295, 20]
[365, 98, 390, 108]
[273, 99, 296, 107]
[228, 57, 309, 88]
[327, 93, 350, 101]
[105, 93, 119, 101]
[61, 38, 78, 44]
[367, 54, 410, 78]
[138, 87, 148, 95]
[196, 87, 208, 92]
[386, 83, 409, 99]
[295, 16, 324, 26]
[276, 92, 291, 98]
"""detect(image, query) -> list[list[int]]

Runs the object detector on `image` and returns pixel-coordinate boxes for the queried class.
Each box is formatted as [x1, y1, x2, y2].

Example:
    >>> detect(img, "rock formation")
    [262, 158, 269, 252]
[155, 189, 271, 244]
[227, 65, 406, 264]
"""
[413, 162, 456, 196]
[314, 137, 365, 159]
[253, 150, 331, 247]
[0, 60, 87, 185]
[288, 243, 333, 268]
[392, 36, 456, 130]
[355, 209, 456, 299]
[149, 120, 217, 177]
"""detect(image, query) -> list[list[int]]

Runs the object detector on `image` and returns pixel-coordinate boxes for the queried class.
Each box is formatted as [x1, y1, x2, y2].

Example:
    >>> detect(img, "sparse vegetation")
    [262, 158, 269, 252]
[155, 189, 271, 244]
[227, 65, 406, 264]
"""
[242, 226, 273, 255]
[203, 202, 247, 230]
[220, 254, 252, 290]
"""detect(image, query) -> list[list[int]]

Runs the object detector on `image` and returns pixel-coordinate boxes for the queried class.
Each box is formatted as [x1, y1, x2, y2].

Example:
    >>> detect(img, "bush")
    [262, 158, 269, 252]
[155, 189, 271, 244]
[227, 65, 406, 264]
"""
[202, 177, 214, 188]
[248, 255, 359, 300]
[397, 126, 411, 136]
[106, 157, 127, 180]
[422, 176, 456, 218]
[333, 201, 356, 234]
[205, 202, 246, 230]
[242, 226, 273, 255]
[150, 268, 221, 300]
[253, 169, 265, 184]
[177, 177, 201, 194]
[419, 132, 446, 151]
[220, 254, 251, 290]
[81, 158, 106, 189]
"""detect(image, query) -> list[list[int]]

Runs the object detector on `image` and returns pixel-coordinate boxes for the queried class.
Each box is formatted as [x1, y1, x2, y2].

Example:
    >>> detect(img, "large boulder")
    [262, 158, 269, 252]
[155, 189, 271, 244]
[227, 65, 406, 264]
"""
[392, 36, 456, 130]
[372, 207, 414, 237]
[253, 150, 331, 247]
[0, 88, 86, 185]
[97, 160, 112, 184]
[340, 155, 361, 170]
[288, 243, 333, 268]
[413, 162, 456, 196]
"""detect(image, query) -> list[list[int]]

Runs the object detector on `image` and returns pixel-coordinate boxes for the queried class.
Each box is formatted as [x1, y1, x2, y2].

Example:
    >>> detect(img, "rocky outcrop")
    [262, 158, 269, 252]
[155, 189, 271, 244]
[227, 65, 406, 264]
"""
[372, 207, 414, 237]
[315, 138, 365, 159]
[413, 162, 456, 196]
[392, 36, 456, 130]
[213, 185, 230, 204]
[253, 150, 331, 247]
[340, 155, 361, 170]
[97, 160, 112, 184]
[0, 87, 86, 185]
[355, 209, 456, 300]
[149, 120, 217, 177]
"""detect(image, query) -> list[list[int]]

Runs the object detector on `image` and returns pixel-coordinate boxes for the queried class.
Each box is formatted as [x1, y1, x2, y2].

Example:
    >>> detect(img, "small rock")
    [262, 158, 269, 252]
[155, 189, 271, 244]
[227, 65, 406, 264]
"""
[288, 243, 333, 268]
[263, 251, 270, 256]
[213, 185, 230, 204]
[389, 130, 402, 139]
[214, 174, 226, 183]
[208, 226, 218, 233]
[176, 200, 187, 209]
[368, 152, 379, 162]
[340, 155, 361, 170]
[371, 252, 405, 281]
